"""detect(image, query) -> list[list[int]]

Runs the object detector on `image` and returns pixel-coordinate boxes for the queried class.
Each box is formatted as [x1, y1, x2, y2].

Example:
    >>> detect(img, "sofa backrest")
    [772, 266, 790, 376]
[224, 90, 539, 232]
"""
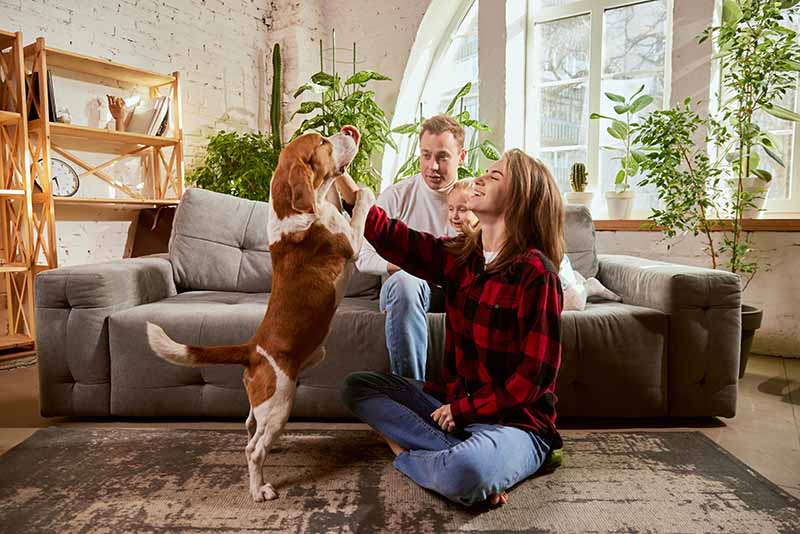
[564, 204, 598, 279]
[169, 188, 381, 296]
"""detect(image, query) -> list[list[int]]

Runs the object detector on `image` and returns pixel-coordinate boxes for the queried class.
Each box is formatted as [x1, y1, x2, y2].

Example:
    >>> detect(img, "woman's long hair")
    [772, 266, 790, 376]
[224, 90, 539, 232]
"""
[446, 149, 565, 273]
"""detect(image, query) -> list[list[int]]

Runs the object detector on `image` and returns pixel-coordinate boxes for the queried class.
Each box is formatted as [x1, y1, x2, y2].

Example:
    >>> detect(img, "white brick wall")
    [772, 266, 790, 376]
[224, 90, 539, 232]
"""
[1, 0, 271, 272]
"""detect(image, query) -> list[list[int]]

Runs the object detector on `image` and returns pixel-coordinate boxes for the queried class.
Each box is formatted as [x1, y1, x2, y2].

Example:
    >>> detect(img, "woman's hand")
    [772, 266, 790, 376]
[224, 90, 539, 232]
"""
[431, 404, 456, 432]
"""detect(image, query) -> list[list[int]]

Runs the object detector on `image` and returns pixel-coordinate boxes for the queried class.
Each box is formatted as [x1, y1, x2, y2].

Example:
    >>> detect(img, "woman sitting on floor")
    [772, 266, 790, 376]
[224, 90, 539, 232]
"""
[336, 149, 565, 507]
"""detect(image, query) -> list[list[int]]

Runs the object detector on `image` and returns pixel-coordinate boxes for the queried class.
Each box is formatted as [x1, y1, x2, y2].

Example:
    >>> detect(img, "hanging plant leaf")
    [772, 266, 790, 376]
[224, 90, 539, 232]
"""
[293, 84, 314, 98]
[345, 70, 391, 86]
[445, 82, 472, 114]
[722, 0, 743, 24]
[764, 103, 800, 122]
[311, 71, 337, 87]
[291, 101, 323, 117]
[752, 168, 773, 182]
[604, 92, 626, 103]
[391, 122, 419, 134]
[629, 95, 654, 114]
[479, 139, 501, 160]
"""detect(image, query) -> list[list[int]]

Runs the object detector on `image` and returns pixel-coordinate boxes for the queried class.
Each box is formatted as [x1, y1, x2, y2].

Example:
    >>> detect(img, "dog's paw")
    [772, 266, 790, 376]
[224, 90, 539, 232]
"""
[252, 483, 278, 502]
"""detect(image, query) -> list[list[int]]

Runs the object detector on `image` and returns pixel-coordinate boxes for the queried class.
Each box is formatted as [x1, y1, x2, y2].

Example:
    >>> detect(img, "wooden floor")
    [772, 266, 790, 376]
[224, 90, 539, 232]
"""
[1, 354, 798, 499]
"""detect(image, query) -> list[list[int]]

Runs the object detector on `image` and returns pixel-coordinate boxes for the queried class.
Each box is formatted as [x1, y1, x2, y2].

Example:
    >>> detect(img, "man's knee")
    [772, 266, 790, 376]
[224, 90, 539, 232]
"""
[382, 272, 428, 308]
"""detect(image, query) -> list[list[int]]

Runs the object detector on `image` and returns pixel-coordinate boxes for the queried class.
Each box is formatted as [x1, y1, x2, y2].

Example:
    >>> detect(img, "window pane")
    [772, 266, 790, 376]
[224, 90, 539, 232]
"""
[534, 0, 581, 9]
[419, 1, 479, 115]
[534, 14, 591, 83]
[599, 0, 668, 208]
[539, 82, 588, 147]
[540, 148, 587, 194]
[603, 1, 668, 77]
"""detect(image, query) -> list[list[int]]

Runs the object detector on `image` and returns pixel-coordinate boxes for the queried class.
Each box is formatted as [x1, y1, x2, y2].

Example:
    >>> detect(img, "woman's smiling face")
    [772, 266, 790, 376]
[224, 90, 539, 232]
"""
[468, 157, 511, 219]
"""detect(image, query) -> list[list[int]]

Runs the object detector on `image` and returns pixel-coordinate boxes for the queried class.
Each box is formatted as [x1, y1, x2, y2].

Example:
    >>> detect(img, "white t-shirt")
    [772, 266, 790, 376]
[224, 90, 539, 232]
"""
[357, 174, 458, 275]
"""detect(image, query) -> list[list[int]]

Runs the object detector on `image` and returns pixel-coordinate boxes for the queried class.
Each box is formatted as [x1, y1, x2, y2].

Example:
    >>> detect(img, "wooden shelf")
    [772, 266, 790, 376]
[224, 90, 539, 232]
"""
[594, 219, 800, 232]
[45, 46, 175, 86]
[0, 334, 34, 351]
[54, 197, 179, 208]
[0, 110, 20, 125]
[0, 265, 29, 273]
[29, 121, 179, 154]
[0, 30, 15, 50]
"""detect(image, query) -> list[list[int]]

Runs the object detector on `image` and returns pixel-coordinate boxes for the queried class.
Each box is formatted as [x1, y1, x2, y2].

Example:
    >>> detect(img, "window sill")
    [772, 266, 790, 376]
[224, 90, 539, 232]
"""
[594, 219, 800, 232]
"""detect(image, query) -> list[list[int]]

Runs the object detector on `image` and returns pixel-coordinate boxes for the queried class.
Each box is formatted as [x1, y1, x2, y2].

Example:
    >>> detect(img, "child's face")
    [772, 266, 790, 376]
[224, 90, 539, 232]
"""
[448, 190, 478, 233]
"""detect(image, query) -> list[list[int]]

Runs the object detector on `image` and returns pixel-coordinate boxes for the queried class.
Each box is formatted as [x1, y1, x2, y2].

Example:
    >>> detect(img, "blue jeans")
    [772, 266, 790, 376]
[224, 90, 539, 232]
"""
[379, 271, 431, 380]
[341, 371, 551, 506]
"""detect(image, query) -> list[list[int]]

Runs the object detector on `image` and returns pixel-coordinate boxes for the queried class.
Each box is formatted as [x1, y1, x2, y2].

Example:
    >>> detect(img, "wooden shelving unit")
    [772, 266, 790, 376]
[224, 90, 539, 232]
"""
[0, 30, 37, 344]
[23, 38, 184, 208]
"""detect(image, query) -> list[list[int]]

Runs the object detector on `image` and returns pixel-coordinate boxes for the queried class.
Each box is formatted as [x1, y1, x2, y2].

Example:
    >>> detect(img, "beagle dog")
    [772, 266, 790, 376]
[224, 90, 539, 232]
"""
[146, 125, 375, 502]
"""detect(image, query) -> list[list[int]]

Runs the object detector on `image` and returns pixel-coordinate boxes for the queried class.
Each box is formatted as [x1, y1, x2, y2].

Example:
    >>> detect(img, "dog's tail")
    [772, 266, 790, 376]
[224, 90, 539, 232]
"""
[146, 322, 252, 367]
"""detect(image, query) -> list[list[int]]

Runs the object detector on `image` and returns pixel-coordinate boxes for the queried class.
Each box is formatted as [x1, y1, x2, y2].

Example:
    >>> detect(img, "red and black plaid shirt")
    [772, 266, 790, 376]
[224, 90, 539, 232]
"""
[366, 205, 563, 448]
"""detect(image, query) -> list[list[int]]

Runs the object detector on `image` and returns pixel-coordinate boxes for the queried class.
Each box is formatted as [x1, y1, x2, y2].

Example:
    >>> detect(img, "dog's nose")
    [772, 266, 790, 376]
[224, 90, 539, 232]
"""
[341, 125, 360, 146]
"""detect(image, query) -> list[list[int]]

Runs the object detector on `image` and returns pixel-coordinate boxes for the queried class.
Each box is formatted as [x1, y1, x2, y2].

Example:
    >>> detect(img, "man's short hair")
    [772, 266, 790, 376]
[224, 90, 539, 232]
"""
[420, 114, 465, 150]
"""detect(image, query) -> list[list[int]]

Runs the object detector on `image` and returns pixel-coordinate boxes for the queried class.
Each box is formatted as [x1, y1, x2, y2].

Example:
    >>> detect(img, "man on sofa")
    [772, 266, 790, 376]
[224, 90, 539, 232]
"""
[355, 114, 465, 380]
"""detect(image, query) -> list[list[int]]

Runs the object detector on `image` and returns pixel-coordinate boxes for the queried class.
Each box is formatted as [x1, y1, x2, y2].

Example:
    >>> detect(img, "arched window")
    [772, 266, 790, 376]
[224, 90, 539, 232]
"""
[382, 0, 478, 190]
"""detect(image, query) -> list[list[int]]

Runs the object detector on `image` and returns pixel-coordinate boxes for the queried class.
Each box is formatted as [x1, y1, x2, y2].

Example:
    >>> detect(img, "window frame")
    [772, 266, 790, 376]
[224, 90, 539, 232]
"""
[524, 0, 674, 218]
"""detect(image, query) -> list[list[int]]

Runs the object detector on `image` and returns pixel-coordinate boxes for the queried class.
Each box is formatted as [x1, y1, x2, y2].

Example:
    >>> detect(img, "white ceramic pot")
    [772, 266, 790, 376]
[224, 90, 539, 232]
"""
[727, 177, 770, 219]
[605, 191, 635, 219]
[565, 191, 594, 208]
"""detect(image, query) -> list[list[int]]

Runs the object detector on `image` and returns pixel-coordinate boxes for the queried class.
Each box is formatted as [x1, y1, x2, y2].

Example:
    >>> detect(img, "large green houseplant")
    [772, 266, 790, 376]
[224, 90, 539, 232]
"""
[391, 82, 501, 183]
[291, 34, 395, 193]
[189, 44, 284, 202]
[636, 0, 800, 376]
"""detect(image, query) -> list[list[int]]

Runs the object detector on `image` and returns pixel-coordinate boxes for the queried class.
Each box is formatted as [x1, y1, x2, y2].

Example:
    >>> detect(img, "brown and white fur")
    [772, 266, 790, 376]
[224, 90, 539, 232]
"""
[146, 126, 375, 502]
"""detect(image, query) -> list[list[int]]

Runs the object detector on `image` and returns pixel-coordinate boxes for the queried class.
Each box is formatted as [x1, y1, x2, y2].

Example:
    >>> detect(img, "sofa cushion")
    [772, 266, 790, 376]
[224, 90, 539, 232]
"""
[564, 204, 598, 279]
[108, 291, 389, 417]
[170, 188, 381, 298]
[556, 301, 668, 417]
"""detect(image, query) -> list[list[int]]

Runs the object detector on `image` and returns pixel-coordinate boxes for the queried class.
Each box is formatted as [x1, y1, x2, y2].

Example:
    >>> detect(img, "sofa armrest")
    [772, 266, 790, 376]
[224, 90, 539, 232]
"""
[35, 255, 176, 416]
[597, 254, 741, 417]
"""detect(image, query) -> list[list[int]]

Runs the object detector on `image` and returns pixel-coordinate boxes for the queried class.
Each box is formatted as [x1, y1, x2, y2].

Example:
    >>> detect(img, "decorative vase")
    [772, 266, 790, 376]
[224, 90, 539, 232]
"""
[605, 191, 635, 219]
[565, 191, 594, 208]
[739, 177, 770, 219]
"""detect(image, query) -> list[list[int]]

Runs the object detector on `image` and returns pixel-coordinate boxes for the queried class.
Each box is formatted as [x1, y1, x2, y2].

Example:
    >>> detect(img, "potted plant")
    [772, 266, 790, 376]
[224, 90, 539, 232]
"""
[590, 85, 654, 219]
[291, 33, 395, 193]
[565, 162, 593, 208]
[637, 0, 800, 377]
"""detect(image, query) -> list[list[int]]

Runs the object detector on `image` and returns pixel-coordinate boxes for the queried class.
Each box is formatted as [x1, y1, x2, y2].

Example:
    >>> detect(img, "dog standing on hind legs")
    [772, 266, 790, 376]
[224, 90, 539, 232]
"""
[146, 125, 375, 502]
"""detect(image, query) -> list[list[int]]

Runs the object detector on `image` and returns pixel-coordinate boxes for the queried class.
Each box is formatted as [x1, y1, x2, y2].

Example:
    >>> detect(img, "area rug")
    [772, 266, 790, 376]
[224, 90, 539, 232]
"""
[0, 428, 797, 533]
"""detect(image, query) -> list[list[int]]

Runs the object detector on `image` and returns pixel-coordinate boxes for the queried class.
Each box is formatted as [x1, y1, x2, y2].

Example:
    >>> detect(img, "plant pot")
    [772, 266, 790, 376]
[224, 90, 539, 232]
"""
[605, 191, 634, 219]
[739, 304, 763, 379]
[565, 191, 594, 208]
[727, 177, 770, 219]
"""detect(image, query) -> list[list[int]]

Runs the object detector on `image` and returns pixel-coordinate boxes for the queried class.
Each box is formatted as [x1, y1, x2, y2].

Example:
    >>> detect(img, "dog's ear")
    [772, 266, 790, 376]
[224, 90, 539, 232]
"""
[288, 161, 316, 214]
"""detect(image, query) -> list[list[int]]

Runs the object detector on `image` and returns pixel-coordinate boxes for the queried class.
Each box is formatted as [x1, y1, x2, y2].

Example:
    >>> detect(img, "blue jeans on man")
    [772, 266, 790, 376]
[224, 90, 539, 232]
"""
[379, 271, 444, 380]
[341, 371, 551, 506]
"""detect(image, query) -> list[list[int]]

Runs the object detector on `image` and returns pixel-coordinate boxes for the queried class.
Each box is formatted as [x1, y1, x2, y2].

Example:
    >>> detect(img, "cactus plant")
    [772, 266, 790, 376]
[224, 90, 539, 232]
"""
[270, 43, 283, 152]
[569, 162, 588, 193]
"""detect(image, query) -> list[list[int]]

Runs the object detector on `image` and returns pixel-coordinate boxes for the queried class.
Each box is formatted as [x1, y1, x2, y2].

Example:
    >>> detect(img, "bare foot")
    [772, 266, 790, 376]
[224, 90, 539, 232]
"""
[488, 491, 508, 506]
[371, 429, 406, 456]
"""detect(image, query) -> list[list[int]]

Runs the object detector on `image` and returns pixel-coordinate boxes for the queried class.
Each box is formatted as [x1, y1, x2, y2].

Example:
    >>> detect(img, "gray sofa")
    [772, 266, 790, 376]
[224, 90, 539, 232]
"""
[35, 188, 742, 419]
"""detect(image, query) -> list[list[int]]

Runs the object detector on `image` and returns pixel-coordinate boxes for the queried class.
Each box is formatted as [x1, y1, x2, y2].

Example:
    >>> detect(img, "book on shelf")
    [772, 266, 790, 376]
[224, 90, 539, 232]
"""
[126, 96, 169, 136]
[27, 70, 57, 122]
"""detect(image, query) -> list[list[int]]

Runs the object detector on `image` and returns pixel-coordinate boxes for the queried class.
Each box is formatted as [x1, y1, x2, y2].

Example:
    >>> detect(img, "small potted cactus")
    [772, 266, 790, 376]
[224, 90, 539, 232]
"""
[565, 162, 594, 208]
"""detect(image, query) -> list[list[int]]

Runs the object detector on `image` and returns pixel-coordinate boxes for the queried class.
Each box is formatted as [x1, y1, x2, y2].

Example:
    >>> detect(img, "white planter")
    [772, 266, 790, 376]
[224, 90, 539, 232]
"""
[727, 177, 770, 219]
[605, 191, 635, 219]
[565, 191, 594, 208]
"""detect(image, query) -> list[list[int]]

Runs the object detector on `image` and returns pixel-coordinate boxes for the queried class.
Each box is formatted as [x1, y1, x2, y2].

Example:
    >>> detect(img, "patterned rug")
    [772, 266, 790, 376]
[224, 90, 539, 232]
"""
[0, 428, 797, 533]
